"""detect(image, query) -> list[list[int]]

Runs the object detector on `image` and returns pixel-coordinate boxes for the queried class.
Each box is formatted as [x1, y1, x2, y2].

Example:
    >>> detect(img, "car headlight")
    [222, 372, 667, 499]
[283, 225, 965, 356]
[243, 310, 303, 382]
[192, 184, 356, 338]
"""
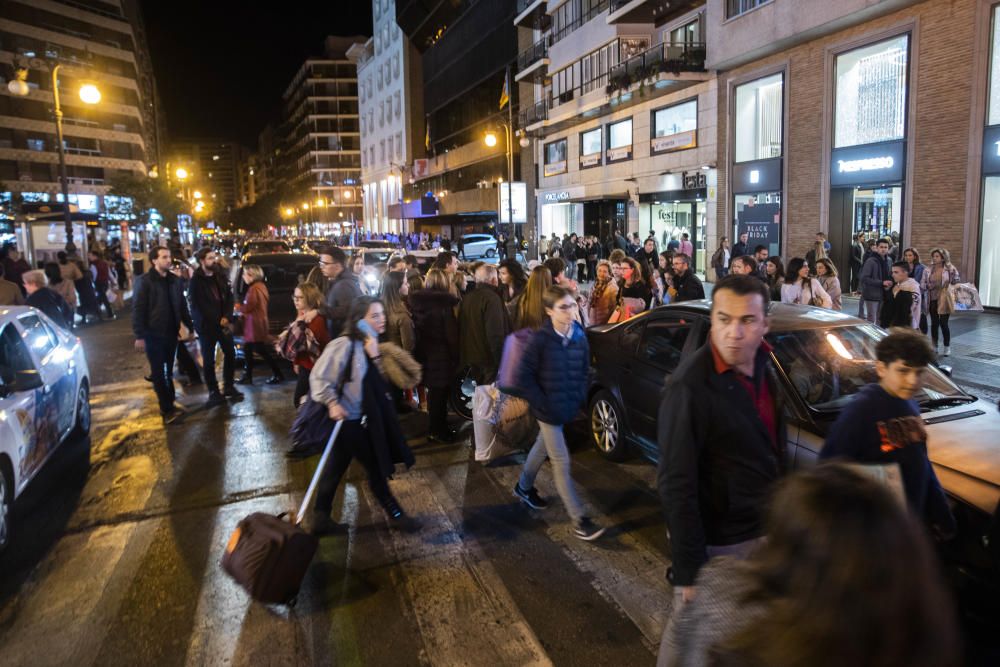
[364, 272, 379, 284]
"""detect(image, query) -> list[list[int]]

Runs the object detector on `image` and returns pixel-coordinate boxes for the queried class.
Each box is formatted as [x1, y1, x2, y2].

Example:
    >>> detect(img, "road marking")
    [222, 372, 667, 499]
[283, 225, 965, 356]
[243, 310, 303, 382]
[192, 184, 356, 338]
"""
[361, 465, 553, 666]
[485, 464, 672, 651]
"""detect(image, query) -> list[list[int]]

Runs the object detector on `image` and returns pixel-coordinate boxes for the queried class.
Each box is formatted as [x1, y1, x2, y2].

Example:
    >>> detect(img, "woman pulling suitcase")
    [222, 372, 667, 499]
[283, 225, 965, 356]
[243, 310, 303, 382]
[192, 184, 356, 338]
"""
[308, 296, 415, 534]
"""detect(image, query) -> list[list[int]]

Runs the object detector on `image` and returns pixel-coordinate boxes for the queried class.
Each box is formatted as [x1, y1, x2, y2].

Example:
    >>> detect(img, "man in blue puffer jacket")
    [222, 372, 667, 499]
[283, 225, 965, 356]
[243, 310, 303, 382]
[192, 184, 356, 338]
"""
[512, 285, 606, 540]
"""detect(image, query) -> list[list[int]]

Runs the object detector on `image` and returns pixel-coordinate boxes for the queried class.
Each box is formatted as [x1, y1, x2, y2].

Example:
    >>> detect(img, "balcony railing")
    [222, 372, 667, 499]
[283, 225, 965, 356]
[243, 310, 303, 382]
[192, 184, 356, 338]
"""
[607, 42, 706, 94]
[551, 0, 609, 45]
[517, 34, 551, 72]
[518, 100, 549, 127]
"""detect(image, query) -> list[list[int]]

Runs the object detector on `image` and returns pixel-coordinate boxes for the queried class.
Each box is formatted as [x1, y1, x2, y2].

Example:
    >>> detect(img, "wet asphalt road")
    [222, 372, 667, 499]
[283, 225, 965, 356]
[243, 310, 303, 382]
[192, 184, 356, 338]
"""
[0, 313, 676, 666]
[2, 310, 998, 666]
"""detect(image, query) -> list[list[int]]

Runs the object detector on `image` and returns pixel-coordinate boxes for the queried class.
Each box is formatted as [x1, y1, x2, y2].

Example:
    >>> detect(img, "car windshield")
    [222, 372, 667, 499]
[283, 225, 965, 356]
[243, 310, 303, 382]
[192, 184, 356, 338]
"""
[767, 324, 971, 413]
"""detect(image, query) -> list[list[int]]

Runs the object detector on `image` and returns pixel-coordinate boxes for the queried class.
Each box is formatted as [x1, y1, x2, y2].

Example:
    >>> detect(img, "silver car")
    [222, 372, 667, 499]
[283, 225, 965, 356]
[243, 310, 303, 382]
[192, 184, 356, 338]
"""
[459, 234, 498, 259]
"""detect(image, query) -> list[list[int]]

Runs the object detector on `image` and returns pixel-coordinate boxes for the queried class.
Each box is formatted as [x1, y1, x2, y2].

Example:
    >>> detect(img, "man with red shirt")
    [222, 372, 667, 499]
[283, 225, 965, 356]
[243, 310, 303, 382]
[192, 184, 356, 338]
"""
[656, 274, 785, 609]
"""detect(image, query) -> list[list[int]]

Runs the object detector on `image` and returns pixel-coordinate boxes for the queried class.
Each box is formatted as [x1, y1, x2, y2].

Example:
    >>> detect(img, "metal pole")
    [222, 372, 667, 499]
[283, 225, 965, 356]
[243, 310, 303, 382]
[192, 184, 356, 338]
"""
[52, 65, 76, 254]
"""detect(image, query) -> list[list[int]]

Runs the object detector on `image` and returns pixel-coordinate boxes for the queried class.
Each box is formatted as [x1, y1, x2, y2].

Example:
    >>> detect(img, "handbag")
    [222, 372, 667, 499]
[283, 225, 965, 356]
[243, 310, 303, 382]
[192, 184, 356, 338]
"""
[496, 328, 534, 397]
[276, 320, 319, 362]
[950, 283, 984, 312]
[937, 284, 956, 315]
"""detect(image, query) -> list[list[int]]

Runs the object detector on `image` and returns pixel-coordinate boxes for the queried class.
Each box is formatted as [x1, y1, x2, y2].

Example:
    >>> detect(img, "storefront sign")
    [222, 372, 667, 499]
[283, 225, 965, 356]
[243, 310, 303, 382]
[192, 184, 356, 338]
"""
[499, 181, 527, 224]
[651, 130, 697, 154]
[606, 145, 632, 162]
[580, 153, 601, 168]
[736, 201, 781, 256]
[682, 171, 707, 190]
[982, 125, 1000, 176]
[543, 160, 567, 177]
[830, 140, 905, 187]
[543, 191, 571, 202]
[732, 158, 782, 194]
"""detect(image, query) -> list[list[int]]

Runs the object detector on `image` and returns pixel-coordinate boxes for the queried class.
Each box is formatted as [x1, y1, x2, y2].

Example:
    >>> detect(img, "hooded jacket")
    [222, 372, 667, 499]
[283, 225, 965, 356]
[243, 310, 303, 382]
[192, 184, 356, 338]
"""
[880, 277, 921, 329]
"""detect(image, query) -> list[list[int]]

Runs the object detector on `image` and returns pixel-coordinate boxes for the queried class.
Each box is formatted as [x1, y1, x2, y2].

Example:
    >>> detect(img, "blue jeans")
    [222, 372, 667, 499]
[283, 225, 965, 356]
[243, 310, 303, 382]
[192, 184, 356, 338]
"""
[519, 420, 586, 523]
[144, 335, 178, 414]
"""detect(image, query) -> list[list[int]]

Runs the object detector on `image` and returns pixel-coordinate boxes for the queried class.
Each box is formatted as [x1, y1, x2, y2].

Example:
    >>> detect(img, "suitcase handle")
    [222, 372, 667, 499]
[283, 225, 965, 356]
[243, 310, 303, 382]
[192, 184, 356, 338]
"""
[295, 420, 343, 525]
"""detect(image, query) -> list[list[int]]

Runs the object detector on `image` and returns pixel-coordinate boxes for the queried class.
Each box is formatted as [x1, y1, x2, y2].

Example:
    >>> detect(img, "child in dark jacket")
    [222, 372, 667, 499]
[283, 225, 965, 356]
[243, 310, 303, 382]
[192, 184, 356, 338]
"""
[820, 329, 955, 538]
[512, 285, 605, 541]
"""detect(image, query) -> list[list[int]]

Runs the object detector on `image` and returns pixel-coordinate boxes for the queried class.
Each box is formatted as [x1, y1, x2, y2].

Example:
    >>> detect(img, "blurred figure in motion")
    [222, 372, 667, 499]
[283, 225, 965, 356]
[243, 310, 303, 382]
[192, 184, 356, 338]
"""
[660, 464, 960, 667]
[238, 264, 284, 385]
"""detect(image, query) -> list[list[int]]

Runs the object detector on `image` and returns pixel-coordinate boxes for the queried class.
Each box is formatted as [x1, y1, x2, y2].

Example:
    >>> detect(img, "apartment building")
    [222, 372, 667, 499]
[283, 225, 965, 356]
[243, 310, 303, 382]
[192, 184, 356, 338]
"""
[0, 0, 162, 240]
[395, 0, 524, 242]
[169, 139, 248, 213]
[518, 0, 717, 274]
[348, 0, 423, 234]
[277, 36, 364, 228]
[709, 0, 1000, 304]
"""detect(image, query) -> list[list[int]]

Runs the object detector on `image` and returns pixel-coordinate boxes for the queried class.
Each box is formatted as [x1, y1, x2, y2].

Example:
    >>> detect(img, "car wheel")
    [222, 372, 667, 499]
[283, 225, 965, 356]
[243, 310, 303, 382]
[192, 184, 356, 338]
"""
[590, 390, 627, 461]
[485, 248, 496, 258]
[0, 460, 12, 553]
[449, 366, 476, 421]
[71, 381, 91, 438]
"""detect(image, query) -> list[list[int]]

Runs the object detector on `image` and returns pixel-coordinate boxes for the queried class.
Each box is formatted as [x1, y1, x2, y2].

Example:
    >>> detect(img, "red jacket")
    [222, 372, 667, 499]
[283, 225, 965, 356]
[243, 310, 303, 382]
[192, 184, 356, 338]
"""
[296, 315, 331, 370]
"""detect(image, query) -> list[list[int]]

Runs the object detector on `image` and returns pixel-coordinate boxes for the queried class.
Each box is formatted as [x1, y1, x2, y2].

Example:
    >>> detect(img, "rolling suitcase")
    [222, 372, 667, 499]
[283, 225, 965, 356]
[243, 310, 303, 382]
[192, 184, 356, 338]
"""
[222, 420, 343, 605]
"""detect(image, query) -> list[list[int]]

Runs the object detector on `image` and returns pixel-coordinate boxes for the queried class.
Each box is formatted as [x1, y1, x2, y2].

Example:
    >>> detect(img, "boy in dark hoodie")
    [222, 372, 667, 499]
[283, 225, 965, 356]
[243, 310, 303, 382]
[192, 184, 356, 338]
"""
[820, 329, 955, 538]
[880, 261, 921, 329]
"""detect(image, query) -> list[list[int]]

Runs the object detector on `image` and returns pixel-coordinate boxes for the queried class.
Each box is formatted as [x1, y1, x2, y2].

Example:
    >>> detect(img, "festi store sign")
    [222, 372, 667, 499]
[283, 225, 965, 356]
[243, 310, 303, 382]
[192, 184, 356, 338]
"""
[830, 140, 905, 187]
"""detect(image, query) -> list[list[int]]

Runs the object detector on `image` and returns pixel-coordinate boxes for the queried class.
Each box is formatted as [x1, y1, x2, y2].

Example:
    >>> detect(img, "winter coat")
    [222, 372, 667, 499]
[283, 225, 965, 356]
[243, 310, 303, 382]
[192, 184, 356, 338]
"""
[657, 342, 786, 586]
[188, 267, 235, 333]
[910, 263, 929, 315]
[880, 277, 921, 329]
[817, 274, 842, 311]
[858, 254, 891, 302]
[385, 303, 415, 352]
[322, 271, 362, 337]
[458, 283, 511, 384]
[58, 261, 82, 307]
[673, 270, 705, 303]
[621, 280, 652, 311]
[310, 337, 376, 420]
[922, 264, 960, 314]
[780, 278, 832, 309]
[587, 278, 619, 326]
[27, 287, 73, 330]
[378, 341, 422, 390]
[0, 278, 25, 306]
[242, 280, 271, 342]
[132, 268, 192, 340]
[513, 320, 589, 425]
[50, 278, 76, 310]
[409, 289, 460, 388]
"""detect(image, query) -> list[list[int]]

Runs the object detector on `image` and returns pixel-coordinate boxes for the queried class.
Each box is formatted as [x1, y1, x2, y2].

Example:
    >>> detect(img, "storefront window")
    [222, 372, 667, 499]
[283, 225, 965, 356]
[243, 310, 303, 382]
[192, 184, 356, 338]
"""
[990, 10, 1000, 125]
[981, 178, 1000, 307]
[543, 138, 568, 177]
[834, 35, 909, 148]
[734, 73, 783, 162]
[541, 202, 580, 238]
[652, 100, 697, 154]
[606, 118, 633, 163]
[734, 192, 781, 257]
[644, 200, 707, 274]
[580, 128, 602, 168]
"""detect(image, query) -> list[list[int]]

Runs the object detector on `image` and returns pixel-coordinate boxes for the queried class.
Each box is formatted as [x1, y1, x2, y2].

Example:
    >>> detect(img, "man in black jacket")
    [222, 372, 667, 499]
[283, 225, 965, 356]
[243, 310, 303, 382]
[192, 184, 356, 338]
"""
[189, 248, 242, 407]
[317, 246, 361, 336]
[132, 246, 194, 423]
[458, 264, 510, 387]
[670, 254, 705, 302]
[656, 274, 785, 607]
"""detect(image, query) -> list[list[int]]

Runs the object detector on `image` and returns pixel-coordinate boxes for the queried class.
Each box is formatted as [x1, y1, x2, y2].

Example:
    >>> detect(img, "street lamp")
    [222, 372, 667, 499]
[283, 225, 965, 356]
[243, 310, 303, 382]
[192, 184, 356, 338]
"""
[484, 122, 514, 249]
[175, 167, 189, 181]
[8, 62, 101, 253]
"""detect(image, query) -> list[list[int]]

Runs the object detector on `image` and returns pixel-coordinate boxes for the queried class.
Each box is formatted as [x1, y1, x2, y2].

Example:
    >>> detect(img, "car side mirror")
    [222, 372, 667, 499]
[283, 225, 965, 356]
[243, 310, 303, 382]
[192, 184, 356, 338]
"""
[15, 369, 44, 391]
[937, 364, 953, 377]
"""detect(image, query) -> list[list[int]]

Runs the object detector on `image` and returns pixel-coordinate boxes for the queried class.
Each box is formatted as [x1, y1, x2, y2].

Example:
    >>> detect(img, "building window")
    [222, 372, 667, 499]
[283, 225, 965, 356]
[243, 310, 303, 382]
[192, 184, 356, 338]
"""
[380, 140, 386, 163]
[393, 54, 400, 80]
[651, 99, 697, 154]
[606, 117, 633, 163]
[726, 0, 772, 19]
[396, 131, 403, 159]
[394, 91, 401, 119]
[26, 138, 45, 151]
[734, 72, 783, 162]
[665, 17, 702, 47]
[834, 34, 909, 148]
[580, 127, 602, 168]
[543, 138, 568, 177]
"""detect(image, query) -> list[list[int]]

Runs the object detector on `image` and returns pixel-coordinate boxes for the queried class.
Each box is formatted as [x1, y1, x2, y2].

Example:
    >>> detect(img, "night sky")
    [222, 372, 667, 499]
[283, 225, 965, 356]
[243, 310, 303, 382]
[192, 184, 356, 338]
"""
[139, 1, 373, 149]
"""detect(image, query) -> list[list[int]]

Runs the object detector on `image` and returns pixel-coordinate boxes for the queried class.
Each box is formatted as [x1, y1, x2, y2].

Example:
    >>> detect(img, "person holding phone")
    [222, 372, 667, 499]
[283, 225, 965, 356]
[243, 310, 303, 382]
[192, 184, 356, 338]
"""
[309, 296, 415, 534]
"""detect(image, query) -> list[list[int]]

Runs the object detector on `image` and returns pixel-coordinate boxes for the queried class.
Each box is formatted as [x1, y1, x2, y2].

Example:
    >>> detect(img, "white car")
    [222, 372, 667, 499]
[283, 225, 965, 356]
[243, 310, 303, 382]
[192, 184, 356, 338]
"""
[459, 234, 498, 259]
[0, 306, 91, 552]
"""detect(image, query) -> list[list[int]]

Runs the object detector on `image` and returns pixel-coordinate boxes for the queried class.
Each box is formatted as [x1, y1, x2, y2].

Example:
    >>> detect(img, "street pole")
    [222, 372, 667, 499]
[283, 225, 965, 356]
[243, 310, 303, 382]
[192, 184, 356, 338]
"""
[506, 63, 515, 257]
[51, 64, 76, 254]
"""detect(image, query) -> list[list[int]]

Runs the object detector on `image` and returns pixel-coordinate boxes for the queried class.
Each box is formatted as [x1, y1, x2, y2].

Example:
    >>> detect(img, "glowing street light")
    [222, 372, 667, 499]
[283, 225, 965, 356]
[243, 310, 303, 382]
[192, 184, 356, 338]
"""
[284, 207, 294, 217]
[484, 131, 498, 147]
[343, 189, 352, 199]
[175, 167, 189, 180]
[301, 202, 309, 209]
[78, 82, 101, 104]
[193, 190, 203, 199]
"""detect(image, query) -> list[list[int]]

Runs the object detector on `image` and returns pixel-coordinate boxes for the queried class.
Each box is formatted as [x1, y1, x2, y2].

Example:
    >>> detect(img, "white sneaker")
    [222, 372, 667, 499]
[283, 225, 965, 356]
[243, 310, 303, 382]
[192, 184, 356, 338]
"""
[943, 346, 951, 356]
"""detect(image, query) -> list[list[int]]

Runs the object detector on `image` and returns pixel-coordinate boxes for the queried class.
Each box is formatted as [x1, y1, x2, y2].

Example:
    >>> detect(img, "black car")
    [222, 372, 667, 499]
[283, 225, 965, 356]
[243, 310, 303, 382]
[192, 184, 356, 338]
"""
[240, 240, 290, 259]
[587, 301, 1000, 622]
[234, 252, 318, 335]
